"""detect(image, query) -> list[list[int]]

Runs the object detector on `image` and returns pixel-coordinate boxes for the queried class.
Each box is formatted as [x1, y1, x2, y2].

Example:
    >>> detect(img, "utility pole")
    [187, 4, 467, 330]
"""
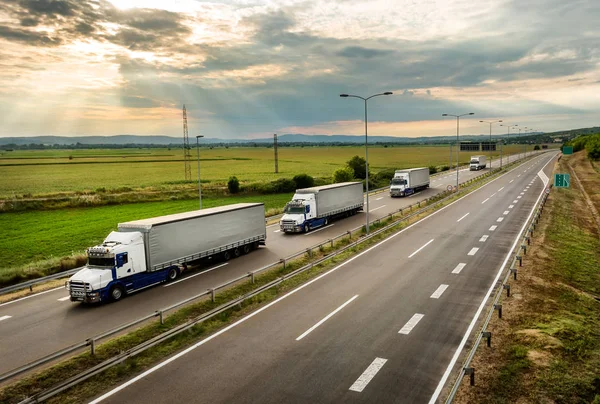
[182, 105, 191, 181]
[274, 133, 279, 173]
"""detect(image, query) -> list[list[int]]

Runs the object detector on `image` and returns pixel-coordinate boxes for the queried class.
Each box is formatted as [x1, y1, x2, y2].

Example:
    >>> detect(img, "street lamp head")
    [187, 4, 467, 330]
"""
[498, 120, 503, 122]
[479, 120, 484, 123]
[196, 135, 204, 138]
[442, 113, 448, 116]
[468, 113, 474, 115]
[340, 94, 349, 97]
[383, 92, 393, 95]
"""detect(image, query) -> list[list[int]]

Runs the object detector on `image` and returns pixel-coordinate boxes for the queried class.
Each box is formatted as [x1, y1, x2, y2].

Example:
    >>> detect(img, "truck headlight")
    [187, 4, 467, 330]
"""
[65, 281, 69, 291]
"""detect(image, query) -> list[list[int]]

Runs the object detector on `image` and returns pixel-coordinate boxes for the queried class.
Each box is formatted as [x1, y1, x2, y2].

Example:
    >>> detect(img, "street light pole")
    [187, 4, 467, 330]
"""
[442, 112, 474, 191]
[340, 91, 393, 235]
[500, 124, 518, 164]
[479, 120, 502, 169]
[196, 135, 204, 209]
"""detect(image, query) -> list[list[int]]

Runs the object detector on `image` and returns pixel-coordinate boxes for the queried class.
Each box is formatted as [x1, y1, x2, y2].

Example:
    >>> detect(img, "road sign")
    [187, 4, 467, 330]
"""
[562, 146, 573, 155]
[554, 173, 570, 187]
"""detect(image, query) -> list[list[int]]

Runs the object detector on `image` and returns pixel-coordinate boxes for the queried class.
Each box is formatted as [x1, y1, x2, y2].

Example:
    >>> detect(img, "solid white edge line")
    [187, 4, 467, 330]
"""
[296, 294, 358, 341]
[90, 154, 537, 404]
[0, 315, 12, 322]
[430, 284, 449, 299]
[456, 213, 470, 222]
[399, 313, 425, 334]
[349, 357, 388, 393]
[408, 239, 435, 258]
[451, 263, 466, 274]
[303, 223, 334, 236]
[428, 152, 556, 404]
[0, 286, 64, 308]
[164, 263, 229, 287]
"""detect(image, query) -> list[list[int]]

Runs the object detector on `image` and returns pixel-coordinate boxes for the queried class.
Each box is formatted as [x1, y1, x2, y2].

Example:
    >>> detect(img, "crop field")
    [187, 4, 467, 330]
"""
[0, 193, 292, 273]
[0, 145, 533, 198]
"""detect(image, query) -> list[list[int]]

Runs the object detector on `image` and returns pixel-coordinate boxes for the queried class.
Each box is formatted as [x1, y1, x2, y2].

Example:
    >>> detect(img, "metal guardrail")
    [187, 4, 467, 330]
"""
[0, 267, 83, 296]
[2, 155, 536, 393]
[444, 175, 553, 402]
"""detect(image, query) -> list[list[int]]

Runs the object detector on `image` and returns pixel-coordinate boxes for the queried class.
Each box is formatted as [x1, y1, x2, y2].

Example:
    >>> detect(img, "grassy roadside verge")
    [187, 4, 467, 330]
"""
[0, 156, 530, 403]
[454, 152, 600, 404]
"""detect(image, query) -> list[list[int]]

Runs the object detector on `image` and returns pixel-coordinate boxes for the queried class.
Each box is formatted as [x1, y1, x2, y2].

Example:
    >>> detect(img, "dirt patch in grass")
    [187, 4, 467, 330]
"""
[453, 153, 600, 404]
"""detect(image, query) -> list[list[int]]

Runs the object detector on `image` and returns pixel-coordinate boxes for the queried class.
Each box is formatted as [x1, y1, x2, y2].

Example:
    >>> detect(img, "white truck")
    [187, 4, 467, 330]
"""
[469, 155, 487, 171]
[389, 168, 430, 197]
[66, 203, 266, 303]
[279, 182, 364, 233]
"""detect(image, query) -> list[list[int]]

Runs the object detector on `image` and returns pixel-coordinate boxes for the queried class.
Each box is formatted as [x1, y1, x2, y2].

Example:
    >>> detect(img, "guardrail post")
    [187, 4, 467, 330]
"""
[521, 244, 527, 255]
[281, 258, 286, 269]
[306, 248, 312, 258]
[516, 255, 522, 266]
[510, 267, 518, 280]
[525, 236, 530, 246]
[208, 288, 215, 302]
[465, 367, 475, 386]
[89, 338, 96, 356]
[503, 284, 511, 297]
[29, 285, 33, 292]
[483, 331, 492, 347]
[494, 304, 502, 319]
[529, 227, 534, 237]
[156, 310, 164, 325]
[330, 238, 334, 248]
[249, 272, 255, 284]
[347, 230, 352, 240]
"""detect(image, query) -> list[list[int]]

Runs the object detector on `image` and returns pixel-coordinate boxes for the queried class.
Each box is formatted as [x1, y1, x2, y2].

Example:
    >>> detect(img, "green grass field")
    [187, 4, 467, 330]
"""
[0, 145, 533, 197]
[0, 193, 292, 273]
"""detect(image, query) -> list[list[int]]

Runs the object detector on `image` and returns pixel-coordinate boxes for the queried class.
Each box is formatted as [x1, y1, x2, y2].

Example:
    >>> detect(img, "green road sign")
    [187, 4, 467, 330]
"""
[554, 173, 570, 187]
[562, 146, 573, 154]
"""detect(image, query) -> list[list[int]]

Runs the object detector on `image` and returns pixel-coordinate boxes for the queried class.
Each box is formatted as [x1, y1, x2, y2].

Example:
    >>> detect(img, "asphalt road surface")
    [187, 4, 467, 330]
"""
[0, 152, 546, 377]
[88, 151, 557, 403]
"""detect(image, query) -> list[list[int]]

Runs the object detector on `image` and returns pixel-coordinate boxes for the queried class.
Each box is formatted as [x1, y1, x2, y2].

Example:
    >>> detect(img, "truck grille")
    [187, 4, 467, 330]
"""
[281, 220, 297, 230]
[69, 281, 87, 296]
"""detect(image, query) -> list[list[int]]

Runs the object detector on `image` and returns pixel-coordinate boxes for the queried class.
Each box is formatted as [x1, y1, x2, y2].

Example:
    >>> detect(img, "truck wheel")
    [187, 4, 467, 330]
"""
[167, 267, 179, 282]
[304, 224, 310, 233]
[223, 250, 231, 261]
[242, 244, 251, 254]
[110, 285, 124, 302]
[233, 247, 241, 258]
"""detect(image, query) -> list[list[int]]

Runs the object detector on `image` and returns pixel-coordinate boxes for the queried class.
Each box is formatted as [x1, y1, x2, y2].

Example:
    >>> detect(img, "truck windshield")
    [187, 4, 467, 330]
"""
[391, 178, 406, 185]
[286, 206, 305, 214]
[88, 257, 114, 267]
[470, 159, 478, 163]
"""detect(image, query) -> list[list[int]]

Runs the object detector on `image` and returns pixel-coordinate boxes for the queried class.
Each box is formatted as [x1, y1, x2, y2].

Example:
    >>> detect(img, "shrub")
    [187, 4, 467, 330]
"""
[227, 176, 240, 194]
[429, 165, 438, 175]
[293, 173, 314, 189]
[333, 167, 354, 183]
[440, 165, 450, 172]
[534, 145, 541, 150]
[270, 178, 296, 193]
[347, 155, 367, 179]
[585, 134, 600, 160]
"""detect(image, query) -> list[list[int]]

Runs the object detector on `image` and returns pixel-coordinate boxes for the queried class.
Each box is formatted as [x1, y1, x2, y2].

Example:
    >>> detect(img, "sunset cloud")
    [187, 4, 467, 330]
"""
[0, 0, 599, 138]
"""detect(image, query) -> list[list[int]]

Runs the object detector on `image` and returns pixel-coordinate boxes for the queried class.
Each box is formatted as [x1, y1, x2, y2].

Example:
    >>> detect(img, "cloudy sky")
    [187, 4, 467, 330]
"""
[0, 0, 599, 139]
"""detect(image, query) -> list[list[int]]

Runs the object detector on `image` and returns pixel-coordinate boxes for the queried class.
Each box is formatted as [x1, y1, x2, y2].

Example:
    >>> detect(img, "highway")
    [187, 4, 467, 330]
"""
[0, 153, 542, 376]
[90, 151, 557, 404]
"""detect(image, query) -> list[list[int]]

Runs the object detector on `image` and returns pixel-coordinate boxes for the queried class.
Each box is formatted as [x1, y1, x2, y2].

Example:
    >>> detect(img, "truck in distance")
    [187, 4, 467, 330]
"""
[469, 155, 487, 171]
[279, 182, 364, 233]
[389, 168, 430, 197]
[66, 203, 266, 303]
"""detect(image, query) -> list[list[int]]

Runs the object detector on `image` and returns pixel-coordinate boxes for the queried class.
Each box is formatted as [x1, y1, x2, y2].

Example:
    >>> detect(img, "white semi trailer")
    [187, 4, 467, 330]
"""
[66, 203, 266, 303]
[279, 182, 364, 233]
[389, 168, 430, 197]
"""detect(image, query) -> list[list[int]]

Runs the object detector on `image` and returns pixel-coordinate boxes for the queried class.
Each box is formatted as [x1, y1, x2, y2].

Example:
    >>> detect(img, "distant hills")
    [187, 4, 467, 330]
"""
[0, 127, 595, 147]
